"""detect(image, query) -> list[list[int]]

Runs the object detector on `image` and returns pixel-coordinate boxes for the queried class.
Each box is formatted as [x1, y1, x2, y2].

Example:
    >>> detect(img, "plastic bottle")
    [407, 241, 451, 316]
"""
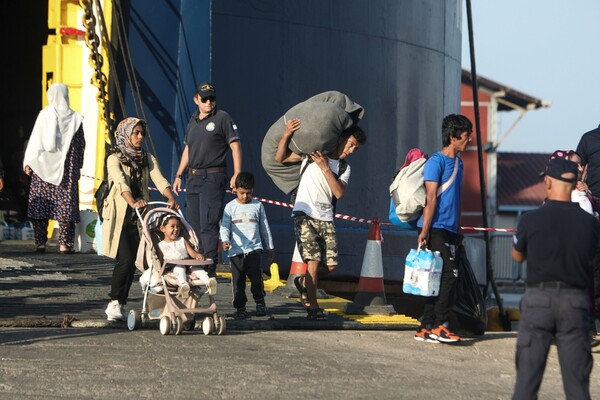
[428, 251, 443, 296]
[20, 222, 35, 241]
[403, 248, 418, 294]
[415, 249, 433, 296]
[0, 220, 7, 240]
[94, 219, 103, 256]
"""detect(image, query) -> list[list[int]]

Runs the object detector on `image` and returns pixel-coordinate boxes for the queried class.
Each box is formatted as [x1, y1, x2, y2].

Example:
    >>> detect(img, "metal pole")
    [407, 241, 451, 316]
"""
[465, 0, 510, 330]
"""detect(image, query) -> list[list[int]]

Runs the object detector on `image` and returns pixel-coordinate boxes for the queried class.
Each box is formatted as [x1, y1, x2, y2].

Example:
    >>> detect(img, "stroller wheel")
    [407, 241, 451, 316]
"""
[216, 315, 226, 336]
[183, 317, 196, 331]
[159, 316, 172, 336]
[127, 309, 142, 331]
[174, 317, 183, 335]
[202, 316, 214, 335]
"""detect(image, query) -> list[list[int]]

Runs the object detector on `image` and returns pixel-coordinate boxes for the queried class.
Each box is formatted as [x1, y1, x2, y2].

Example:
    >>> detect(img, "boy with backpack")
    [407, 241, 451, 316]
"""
[414, 114, 473, 343]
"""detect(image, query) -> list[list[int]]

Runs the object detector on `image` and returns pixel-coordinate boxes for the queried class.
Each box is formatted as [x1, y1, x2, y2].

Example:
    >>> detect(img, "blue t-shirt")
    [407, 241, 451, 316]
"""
[417, 152, 463, 233]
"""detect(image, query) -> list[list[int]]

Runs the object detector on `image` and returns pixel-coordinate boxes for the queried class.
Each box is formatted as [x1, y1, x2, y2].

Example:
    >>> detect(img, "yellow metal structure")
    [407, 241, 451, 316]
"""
[43, 0, 84, 107]
[42, 0, 113, 237]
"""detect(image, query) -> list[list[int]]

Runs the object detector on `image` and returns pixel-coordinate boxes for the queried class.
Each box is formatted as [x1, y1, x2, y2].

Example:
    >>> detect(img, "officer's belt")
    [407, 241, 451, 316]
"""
[189, 167, 226, 175]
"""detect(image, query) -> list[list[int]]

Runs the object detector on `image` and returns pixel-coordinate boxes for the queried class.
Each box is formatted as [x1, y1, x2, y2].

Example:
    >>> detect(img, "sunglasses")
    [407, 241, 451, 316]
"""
[200, 96, 216, 103]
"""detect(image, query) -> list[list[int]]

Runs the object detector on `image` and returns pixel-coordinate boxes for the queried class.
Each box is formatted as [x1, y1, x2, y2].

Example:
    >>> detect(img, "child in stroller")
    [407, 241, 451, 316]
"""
[129, 202, 226, 336]
[157, 214, 217, 299]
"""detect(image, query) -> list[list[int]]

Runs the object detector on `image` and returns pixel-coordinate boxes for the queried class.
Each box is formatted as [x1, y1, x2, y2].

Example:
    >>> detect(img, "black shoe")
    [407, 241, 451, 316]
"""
[256, 303, 268, 317]
[234, 308, 247, 320]
[207, 265, 217, 278]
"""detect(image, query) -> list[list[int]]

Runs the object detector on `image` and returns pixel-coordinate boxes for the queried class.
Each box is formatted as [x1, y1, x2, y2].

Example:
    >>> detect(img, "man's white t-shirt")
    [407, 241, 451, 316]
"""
[292, 157, 351, 222]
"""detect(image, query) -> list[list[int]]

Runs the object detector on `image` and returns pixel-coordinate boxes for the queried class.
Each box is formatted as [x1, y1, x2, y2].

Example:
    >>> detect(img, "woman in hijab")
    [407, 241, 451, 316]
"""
[101, 117, 179, 321]
[23, 83, 85, 254]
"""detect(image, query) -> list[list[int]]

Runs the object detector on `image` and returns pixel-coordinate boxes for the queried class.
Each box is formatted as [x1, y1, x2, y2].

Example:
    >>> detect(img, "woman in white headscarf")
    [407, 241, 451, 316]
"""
[23, 83, 85, 254]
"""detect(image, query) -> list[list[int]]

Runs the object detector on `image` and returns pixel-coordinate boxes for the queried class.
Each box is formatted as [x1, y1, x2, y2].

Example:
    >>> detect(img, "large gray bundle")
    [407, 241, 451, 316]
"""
[261, 91, 364, 194]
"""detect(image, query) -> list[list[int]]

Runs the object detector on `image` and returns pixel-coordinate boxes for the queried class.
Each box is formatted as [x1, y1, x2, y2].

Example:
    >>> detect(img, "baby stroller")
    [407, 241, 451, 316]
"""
[127, 202, 226, 336]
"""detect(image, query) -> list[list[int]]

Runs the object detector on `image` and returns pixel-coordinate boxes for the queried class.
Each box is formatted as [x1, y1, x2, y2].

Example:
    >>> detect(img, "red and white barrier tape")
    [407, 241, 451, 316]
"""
[82, 174, 515, 232]
[460, 226, 516, 233]
[225, 190, 374, 224]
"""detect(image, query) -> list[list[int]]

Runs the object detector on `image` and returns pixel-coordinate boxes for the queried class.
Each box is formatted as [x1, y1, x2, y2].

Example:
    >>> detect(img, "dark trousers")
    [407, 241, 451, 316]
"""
[592, 251, 600, 321]
[108, 223, 140, 305]
[32, 218, 75, 247]
[230, 251, 265, 310]
[420, 228, 459, 327]
[513, 287, 591, 400]
[186, 172, 227, 273]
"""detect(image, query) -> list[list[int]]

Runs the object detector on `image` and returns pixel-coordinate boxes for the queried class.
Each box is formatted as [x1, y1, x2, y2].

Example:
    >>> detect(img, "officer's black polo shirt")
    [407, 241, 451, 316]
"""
[184, 108, 240, 169]
[576, 124, 600, 196]
[513, 200, 600, 288]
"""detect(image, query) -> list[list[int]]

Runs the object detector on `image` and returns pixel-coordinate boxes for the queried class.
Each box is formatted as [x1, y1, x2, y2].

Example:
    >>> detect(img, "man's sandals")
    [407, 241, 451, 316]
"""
[307, 308, 328, 321]
[294, 276, 328, 321]
[293, 276, 310, 308]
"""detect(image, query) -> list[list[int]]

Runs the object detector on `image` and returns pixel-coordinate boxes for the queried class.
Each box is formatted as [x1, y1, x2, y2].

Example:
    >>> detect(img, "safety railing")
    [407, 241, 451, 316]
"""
[488, 233, 525, 282]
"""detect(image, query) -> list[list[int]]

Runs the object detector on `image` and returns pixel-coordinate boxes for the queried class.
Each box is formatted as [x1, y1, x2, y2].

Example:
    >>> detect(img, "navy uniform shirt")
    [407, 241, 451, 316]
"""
[184, 108, 240, 169]
[513, 200, 600, 289]
[576, 124, 600, 196]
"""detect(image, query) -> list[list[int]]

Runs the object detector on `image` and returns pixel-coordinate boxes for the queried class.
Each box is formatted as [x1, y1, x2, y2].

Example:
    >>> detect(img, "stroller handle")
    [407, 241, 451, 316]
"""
[135, 201, 183, 223]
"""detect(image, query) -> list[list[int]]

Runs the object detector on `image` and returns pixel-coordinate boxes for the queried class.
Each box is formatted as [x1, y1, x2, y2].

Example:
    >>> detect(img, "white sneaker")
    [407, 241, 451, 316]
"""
[105, 300, 124, 321]
[179, 282, 191, 299]
[207, 277, 217, 295]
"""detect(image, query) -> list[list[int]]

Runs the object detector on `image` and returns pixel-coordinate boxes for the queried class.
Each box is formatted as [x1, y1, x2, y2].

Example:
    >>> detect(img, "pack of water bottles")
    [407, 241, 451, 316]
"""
[402, 246, 443, 296]
[0, 220, 35, 241]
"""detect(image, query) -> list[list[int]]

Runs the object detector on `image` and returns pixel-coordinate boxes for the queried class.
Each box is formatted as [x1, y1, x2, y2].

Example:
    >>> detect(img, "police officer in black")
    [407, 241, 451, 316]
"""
[173, 82, 242, 274]
[512, 158, 600, 400]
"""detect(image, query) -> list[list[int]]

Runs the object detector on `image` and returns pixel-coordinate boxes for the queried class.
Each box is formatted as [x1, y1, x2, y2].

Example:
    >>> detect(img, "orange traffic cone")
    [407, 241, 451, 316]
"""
[274, 244, 307, 297]
[274, 243, 329, 299]
[344, 219, 395, 315]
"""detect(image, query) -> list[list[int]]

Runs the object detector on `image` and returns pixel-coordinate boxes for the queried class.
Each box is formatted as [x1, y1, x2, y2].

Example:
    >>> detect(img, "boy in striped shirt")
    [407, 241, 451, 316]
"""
[220, 172, 275, 319]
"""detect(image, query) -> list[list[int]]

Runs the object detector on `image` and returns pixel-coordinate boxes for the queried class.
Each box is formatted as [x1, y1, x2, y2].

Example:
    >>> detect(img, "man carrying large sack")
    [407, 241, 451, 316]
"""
[275, 118, 366, 321]
[261, 91, 364, 195]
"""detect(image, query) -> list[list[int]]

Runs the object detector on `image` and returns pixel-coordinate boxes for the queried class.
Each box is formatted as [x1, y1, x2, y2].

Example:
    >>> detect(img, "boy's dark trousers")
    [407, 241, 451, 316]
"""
[230, 250, 265, 310]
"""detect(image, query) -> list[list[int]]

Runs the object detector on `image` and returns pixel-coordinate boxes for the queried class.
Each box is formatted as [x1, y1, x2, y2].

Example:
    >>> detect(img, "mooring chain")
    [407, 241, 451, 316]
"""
[80, 0, 116, 144]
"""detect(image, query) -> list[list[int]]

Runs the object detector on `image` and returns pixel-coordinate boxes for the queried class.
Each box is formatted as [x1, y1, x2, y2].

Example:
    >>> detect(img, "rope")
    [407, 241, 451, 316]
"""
[112, 0, 158, 162]
[80, 0, 160, 167]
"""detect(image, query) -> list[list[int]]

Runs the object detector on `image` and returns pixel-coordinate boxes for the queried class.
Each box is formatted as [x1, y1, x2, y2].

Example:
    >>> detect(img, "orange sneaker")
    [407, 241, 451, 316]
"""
[414, 327, 439, 343]
[429, 325, 461, 343]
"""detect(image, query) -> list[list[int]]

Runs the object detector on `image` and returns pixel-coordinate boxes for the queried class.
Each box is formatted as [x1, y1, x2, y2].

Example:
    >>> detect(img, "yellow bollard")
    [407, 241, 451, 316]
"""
[47, 220, 56, 239]
[263, 263, 285, 292]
